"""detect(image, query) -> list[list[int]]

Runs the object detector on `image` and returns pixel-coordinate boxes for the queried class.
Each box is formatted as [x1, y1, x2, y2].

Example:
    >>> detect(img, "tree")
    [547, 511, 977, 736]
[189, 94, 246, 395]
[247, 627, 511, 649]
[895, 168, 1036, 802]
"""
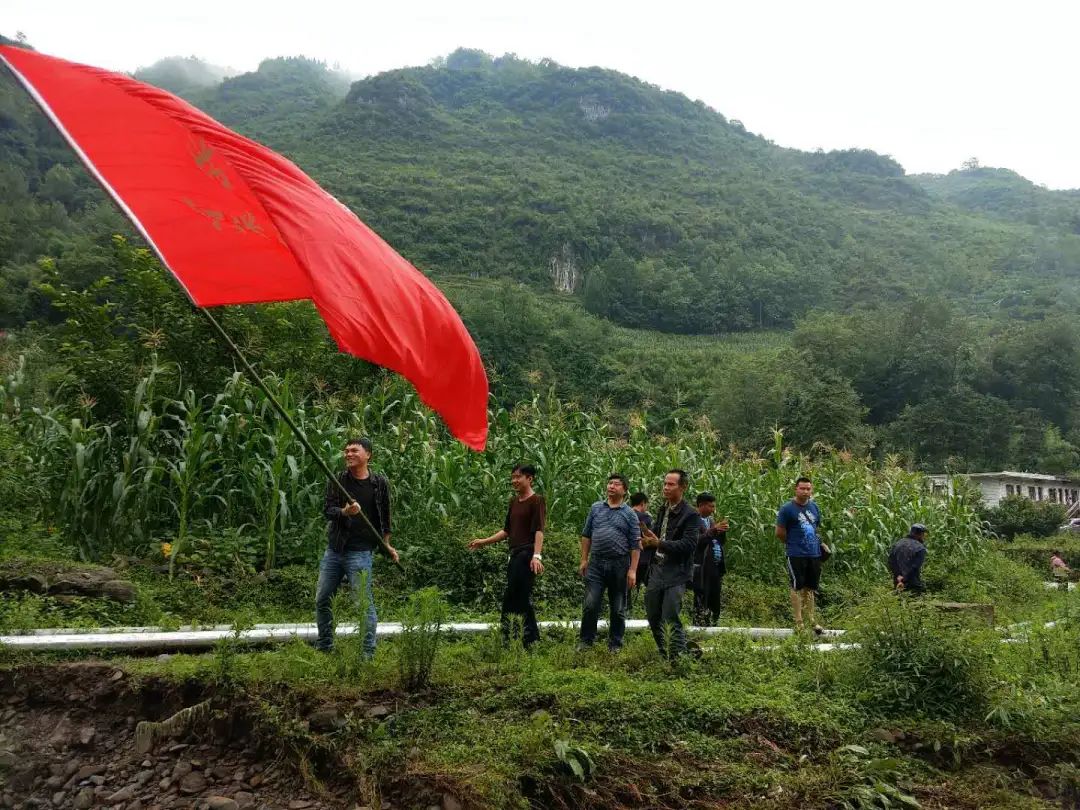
[779, 368, 873, 453]
[883, 386, 1013, 471]
[983, 495, 1067, 539]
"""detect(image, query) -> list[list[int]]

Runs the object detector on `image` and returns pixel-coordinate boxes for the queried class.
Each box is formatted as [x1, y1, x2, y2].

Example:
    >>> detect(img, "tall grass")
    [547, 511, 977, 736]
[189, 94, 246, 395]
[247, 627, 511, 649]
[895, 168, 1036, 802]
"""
[3, 356, 986, 600]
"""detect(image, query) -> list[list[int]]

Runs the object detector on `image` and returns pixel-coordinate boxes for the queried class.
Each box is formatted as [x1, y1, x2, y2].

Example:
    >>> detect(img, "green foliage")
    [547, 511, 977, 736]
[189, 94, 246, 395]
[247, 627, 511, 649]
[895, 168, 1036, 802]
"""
[553, 739, 595, 782]
[834, 745, 920, 809]
[4, 48, 1080, 470]
[847, 598, 997, 721]
[396, 587, 447, 690]
[984, 495, 1068, 539]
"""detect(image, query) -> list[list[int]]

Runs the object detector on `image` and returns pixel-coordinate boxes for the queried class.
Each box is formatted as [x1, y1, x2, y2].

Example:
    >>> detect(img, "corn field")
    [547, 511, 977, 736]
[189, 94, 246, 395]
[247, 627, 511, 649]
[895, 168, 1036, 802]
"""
[2, 353, 985, 598]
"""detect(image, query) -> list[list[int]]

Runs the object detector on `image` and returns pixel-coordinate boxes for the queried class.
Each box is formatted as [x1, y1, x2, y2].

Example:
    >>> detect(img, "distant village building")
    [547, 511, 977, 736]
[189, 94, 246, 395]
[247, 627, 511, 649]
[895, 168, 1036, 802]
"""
[929, 471, 1079, 513]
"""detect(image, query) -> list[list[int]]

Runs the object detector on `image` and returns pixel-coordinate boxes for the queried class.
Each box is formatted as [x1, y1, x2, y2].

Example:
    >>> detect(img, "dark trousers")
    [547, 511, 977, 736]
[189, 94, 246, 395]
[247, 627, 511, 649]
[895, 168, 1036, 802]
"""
[626, 562, 649, 616]
[692, 563, 724, 626]
[501, 548, 540, 647]
[645, 581, 687, 659]
[580, 555, 629, 649]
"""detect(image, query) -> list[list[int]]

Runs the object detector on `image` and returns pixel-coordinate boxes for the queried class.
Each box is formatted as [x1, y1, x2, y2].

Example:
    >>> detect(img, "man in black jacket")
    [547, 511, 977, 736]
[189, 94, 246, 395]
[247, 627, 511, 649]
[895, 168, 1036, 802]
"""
[888, 524, 928, 594]
[315, 437, 399, 658]
[641, 469, 701, 659]
[692, 492, 729, 626]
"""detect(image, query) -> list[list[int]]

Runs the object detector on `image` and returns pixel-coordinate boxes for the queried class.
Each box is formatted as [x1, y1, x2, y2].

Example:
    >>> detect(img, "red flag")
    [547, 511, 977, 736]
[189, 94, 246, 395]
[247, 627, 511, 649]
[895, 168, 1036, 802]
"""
[0, 46, 489, 450]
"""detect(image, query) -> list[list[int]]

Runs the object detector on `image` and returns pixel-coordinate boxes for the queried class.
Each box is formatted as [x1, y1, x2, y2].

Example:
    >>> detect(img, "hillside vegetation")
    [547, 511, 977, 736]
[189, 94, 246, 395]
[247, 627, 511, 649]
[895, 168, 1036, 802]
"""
[1, 42, 1080, 471]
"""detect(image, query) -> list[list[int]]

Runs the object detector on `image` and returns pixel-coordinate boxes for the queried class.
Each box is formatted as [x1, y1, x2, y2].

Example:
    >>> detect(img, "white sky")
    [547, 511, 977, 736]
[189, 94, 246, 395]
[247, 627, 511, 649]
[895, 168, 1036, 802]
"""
[7, 0, 1079, 189]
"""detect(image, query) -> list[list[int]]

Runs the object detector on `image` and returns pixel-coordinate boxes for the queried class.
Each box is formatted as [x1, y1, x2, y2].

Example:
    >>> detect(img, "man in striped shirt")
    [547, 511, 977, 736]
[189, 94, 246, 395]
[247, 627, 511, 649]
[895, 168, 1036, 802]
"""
[578, 473, 642, 651]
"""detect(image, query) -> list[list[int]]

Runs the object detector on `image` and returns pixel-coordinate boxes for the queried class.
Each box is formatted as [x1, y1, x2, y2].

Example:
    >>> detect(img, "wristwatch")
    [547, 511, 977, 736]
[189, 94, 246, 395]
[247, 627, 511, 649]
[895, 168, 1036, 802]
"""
[533, 553, 543, 560]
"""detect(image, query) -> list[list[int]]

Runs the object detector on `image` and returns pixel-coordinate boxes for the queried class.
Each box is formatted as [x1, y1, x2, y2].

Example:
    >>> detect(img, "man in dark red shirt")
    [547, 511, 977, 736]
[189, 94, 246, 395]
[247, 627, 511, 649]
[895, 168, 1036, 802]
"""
[469, 463, 546, 647]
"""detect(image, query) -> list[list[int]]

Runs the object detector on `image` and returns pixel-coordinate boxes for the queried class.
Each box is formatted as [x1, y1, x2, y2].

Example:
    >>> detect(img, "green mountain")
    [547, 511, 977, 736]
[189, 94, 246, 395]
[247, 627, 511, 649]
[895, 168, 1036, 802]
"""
[132, 56, 235, 96]
[2, 44, 1079, 472]
[914, 165, 1080, 232]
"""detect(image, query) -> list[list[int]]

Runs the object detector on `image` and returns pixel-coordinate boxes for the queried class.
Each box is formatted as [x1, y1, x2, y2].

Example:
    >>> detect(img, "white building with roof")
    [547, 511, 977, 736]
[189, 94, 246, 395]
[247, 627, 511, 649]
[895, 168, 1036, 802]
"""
[929, 471, 1079, 513]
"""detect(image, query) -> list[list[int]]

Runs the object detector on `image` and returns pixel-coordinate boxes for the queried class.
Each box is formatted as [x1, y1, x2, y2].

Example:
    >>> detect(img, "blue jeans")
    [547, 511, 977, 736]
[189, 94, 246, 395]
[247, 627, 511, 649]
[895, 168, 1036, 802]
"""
[315, 549, 377, 655]
[580, 555, 629, 649]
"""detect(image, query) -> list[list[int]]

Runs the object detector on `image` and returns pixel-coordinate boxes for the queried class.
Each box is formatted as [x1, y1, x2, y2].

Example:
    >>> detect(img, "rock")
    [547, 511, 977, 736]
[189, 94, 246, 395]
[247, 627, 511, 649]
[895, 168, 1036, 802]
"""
[65, 761, 82, 777]
[247, 774, 262, 788]
[211, 766, 231, 781]
[136, 769, 155, 786]
[232, 792, 253, 808]
[159, 778, 171, 790]
[289, 802, 315, 810]
[173, 761, 193, 778]
[929, 601, 995, 626]
[231, 769, 245, 783]
[48, 715, 74, 748]
[66, 764, 105, 788]
[308, 707, 345, 732]
[179, 771, 207, 795]
[869, 728, 900, 744]
[205, 799, 238, 810]
[190, 759, 204, 770]
[0, 750, 19, 768]
[441, 795, 463, 810]
[78, 726, 96, 746]
[90, 775, 106, 786]
[111, 670, 125, 682]
[157, 654, 173, 663]
[51, 791, 65, 807]
[73, 788, 95, 810]
[364, 705, 391, 720]
[1, 573, 47, 593]
[107, 784, 137, 803]
[47, 775, 65, 789]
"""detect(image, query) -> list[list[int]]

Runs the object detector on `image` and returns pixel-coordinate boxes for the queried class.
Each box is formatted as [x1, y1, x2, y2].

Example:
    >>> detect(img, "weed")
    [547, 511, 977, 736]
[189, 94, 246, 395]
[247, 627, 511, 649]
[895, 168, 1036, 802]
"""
[847, 597, 997, 721]
[397, 587, 446, 690]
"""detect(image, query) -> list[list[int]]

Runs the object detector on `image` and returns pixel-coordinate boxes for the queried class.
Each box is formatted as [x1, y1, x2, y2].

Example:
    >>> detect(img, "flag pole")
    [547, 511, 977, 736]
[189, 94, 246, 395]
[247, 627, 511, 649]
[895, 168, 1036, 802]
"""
[199, 306, 401, 567]
[0, 50, 402, 567]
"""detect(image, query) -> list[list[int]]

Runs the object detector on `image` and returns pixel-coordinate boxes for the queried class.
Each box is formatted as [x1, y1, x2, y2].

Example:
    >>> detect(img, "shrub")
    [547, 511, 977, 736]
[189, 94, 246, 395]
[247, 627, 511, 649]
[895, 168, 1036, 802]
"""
[984, 495, 1067, 539]
[847, 597, 997, 720]
[397, 587, 447, 690]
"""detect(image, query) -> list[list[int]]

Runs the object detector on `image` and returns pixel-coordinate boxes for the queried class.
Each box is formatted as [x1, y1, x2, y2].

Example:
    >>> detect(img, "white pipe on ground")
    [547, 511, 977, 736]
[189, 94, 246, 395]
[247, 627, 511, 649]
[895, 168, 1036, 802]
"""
[0, 620, 844, 652]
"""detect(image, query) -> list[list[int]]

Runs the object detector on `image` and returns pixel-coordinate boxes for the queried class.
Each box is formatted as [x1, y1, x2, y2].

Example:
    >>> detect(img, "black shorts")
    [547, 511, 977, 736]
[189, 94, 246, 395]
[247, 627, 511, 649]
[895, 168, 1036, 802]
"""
[787, 556, 821, 591]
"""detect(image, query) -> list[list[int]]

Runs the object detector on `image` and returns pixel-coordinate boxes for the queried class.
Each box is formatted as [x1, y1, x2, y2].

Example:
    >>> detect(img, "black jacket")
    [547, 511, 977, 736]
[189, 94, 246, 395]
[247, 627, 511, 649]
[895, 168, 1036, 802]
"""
[649, 500, 701, 587]
[887, 536, 927, 591]
[324, 470, 391, 554]
[693, 521, 727, 589]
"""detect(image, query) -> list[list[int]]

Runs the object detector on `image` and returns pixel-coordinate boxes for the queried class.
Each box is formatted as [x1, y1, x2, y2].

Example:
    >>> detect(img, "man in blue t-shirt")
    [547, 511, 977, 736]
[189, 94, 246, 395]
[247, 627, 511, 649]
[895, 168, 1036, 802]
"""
[775, 476, 826, 634]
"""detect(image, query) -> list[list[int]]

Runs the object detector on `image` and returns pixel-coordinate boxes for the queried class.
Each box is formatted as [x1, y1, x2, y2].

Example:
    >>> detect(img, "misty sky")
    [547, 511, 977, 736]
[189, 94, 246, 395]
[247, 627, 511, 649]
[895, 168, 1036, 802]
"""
[7, 0, 1078, 189]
